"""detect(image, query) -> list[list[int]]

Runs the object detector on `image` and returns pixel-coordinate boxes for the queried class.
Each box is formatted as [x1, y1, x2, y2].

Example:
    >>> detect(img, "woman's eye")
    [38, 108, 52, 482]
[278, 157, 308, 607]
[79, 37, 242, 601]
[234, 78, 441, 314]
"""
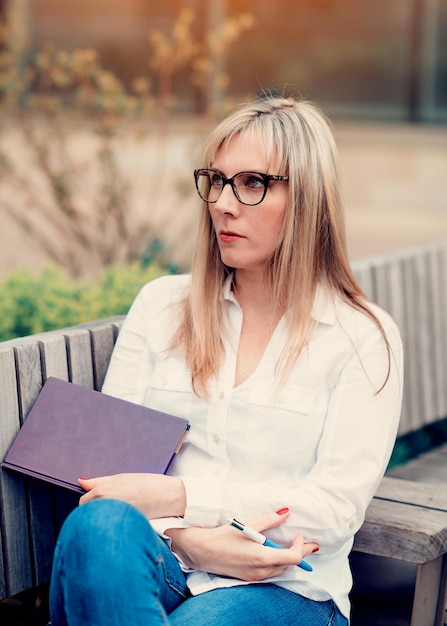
[210, 174, 223, 187]
[243, 175, 264, 189]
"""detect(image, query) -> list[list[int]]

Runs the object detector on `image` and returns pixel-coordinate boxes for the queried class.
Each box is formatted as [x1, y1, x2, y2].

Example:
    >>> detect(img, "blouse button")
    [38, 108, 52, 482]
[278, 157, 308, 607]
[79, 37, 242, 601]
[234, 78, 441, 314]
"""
[349, 520, 355, 529]
[218, 391, 224, 400]
[212, 468, 221, 476]
[213, 434, 221, 444]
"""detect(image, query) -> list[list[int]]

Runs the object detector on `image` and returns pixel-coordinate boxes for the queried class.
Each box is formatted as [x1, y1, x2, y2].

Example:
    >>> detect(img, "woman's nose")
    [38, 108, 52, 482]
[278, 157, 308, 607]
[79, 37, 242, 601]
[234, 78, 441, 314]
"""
[214, 183, 241, 215]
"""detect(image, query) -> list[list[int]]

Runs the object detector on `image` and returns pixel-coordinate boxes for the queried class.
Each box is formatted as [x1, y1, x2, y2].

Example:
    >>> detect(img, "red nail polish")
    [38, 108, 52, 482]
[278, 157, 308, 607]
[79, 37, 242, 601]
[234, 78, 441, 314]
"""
[275, 507, 289, 515]
[312, 547, 319, 553]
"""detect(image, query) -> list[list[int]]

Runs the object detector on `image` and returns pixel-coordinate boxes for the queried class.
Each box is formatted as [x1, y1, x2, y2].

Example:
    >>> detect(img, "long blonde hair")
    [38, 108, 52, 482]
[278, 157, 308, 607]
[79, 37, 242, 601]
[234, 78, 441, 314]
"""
[173, 96, 390, 395]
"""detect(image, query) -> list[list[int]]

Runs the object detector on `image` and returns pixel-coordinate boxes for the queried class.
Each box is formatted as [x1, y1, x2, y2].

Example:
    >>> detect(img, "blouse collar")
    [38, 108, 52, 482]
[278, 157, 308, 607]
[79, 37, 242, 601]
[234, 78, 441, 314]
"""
[222, 274, 336, 326]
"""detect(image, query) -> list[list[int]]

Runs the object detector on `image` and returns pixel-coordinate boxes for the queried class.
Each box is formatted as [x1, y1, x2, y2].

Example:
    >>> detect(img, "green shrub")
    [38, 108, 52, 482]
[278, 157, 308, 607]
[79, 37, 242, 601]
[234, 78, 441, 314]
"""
[0, 262, 171, 341]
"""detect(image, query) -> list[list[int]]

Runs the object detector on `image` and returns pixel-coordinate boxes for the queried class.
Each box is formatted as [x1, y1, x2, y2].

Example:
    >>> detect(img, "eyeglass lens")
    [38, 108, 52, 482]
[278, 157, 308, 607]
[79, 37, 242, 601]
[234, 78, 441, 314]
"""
[196, 170, 267, 206]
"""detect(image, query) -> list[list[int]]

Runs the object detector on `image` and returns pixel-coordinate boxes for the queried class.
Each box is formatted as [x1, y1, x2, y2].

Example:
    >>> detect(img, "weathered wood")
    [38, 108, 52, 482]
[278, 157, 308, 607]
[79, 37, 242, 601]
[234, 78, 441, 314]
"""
[414, 248, 437, 426]
[90, 323, 117, 391]
[412, 556, 447, 626]
[39, 335, 69, 382]
[0, 318, 126, 601]
[352, 240, 447, 436]
[354, 498, 447, 563]
[429, 244, 447, 422]
[38, 331, 81, 581]
[376, 476, 447, 511]
[0, 347, 33, 597]
[0, 347, 16, 598]
[354, 477, 447, 572]
[14, 342, 57, 588]
[400, 251, 423, 432]
[64, 329, 94, 388]
[373, 254, 412, 434]
[14, 343, 42, 425]
[439, 244, 447, 420]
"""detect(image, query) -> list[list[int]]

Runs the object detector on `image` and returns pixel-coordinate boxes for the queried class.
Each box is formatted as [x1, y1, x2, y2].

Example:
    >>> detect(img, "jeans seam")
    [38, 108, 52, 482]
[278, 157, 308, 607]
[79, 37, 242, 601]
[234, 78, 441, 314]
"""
[157, 554, 188, 599]
[327, 601, 348, 626]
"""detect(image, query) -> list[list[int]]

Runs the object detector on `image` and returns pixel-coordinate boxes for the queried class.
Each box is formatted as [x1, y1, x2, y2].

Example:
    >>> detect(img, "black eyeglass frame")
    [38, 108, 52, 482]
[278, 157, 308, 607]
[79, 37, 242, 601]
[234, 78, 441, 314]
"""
[194, 168, 289, 206]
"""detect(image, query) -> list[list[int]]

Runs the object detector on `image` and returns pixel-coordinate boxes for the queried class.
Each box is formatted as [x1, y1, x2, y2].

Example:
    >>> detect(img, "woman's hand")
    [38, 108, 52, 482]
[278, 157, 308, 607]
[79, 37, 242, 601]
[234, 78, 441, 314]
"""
[78, 474, 186, 519]
[165, 510, 319, 582]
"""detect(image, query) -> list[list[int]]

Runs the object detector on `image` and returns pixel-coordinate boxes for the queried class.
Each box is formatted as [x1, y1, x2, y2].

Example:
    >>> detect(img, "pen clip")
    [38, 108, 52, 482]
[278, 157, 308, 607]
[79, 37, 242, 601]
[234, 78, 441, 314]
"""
[228, 518, 244, 531]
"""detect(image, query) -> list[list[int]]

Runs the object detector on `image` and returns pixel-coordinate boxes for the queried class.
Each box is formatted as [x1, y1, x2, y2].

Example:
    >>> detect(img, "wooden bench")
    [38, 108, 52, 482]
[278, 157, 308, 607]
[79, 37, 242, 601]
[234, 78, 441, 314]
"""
[1, 238, 447, 624]
[0, 317, 123, 603]
[353, 476, 447, 626]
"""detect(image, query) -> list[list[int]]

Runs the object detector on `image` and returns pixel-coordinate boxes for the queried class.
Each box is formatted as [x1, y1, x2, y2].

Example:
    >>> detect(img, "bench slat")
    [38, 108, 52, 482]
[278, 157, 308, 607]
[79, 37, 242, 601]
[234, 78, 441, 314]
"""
[373, 255, 414, 434]
[430, 245, 447, 420]
[90, 323, 118, 391]
[14, 343, 42, 424]
[412, 555, 447, 626]
[0, 348, 33, 597]
[354, 498, 447, 563]
[401, 253, 421, 430]
[423, 248, 440, 424]
[15, 343, 57, 587]
[415, 249, 437, 425]
[65, 329, 94, 388]
[440, 245, 447, 419]
[376, 476, 447, 511]
[39, 335, 69, 381]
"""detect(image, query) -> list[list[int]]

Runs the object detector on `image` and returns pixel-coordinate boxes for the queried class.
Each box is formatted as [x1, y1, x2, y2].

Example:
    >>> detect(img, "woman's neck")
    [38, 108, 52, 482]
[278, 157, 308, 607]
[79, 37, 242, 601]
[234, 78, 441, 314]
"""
[232, 270, 281, 387]
[233, 270, 278, 318]
[234, 269, 264, 299]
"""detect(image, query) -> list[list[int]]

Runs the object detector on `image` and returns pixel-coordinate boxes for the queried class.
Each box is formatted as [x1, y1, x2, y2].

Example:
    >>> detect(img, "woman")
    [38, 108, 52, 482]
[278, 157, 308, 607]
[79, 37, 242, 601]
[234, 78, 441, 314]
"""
[49, 96, 403, 625]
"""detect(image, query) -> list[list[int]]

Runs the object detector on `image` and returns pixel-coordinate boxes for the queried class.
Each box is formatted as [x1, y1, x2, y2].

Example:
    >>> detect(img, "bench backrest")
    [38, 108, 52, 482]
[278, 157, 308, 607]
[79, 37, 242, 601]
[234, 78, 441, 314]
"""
[0, 238, 446, 599]
[352, 239, 447, 435]
[0, 318, 123, 599]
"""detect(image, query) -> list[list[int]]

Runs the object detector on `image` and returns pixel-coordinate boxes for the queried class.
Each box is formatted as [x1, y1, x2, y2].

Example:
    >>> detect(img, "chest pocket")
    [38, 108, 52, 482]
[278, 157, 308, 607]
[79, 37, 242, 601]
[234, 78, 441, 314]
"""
[143, 366, 192, 420]
[246, 383, 321, 463]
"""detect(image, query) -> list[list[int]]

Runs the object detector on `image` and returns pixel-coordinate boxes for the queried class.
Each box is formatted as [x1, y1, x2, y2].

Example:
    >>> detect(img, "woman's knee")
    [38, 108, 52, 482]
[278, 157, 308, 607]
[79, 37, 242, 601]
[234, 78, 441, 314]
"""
[57, 499, 155, 565]
[60, 499, 136, 537]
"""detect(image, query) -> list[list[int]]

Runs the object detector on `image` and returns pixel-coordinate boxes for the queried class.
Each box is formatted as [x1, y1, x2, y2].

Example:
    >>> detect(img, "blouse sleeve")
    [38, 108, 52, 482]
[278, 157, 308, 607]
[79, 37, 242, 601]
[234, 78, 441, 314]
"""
[101, 284, 155, 404]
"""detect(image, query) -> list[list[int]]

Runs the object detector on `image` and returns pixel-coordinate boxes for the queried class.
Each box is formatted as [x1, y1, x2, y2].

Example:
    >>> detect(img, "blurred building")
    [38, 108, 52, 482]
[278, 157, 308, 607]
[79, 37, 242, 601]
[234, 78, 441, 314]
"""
[10, 0, 447, 122]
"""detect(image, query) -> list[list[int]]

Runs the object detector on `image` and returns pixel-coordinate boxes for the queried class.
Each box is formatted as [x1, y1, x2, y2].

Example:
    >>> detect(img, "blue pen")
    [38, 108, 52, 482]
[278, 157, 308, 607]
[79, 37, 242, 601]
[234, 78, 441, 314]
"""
[228, 518, 313, 572]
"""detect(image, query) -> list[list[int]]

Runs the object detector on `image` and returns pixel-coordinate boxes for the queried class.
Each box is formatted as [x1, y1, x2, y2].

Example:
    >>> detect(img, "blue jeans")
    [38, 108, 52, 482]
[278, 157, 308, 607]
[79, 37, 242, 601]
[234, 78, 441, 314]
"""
[50, 499, 348, 626]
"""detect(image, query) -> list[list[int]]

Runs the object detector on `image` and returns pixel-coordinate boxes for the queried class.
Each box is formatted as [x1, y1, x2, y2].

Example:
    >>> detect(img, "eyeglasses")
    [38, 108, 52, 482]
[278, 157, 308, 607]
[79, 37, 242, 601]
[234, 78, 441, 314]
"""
[194, 168, 289, 206]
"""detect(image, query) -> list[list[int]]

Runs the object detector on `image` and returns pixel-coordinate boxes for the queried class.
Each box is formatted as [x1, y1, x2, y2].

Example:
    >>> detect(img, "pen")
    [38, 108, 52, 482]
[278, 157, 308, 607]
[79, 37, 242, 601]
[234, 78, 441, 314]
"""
[228, 518, 313, 572]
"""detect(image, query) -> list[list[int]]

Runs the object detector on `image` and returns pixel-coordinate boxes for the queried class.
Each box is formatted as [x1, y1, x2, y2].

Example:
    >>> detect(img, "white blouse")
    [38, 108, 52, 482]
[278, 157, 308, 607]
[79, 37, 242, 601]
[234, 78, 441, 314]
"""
[102, 273, 403, 619]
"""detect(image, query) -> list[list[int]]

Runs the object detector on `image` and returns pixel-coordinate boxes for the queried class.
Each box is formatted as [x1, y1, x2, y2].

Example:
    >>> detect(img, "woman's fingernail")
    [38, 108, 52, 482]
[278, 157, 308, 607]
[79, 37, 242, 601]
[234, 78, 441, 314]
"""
[312, 547, 319, 553]
[275, 507, 289, 515]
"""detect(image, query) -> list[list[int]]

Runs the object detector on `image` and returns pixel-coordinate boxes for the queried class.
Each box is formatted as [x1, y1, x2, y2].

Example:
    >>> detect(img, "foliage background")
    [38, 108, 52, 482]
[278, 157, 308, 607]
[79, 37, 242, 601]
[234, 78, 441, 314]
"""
[0, 2, 256, 340]
[0, 261, 169, 341]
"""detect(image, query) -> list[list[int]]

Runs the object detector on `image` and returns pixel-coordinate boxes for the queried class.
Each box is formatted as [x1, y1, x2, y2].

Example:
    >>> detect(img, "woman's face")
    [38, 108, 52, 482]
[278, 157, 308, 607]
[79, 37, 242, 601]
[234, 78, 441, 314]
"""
[209, 134, 288, 279]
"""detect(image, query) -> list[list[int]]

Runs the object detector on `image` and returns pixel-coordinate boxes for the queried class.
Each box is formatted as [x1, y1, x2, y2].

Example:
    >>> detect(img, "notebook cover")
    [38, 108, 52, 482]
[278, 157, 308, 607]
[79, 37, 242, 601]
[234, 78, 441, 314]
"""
[2, 377, 190, 494]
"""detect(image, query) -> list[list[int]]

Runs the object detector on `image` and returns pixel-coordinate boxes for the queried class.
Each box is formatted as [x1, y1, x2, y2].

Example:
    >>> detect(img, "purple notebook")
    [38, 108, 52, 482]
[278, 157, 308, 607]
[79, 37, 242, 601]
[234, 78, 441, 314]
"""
[2, 377, 190, 494]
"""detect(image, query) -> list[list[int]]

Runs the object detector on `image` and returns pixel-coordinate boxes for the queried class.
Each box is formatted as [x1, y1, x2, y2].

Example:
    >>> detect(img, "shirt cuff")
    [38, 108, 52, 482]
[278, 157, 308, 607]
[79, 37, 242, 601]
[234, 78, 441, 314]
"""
[150, 517, 194, 572]
[181, 476, 225, 526]
[150, 516, 190, 539]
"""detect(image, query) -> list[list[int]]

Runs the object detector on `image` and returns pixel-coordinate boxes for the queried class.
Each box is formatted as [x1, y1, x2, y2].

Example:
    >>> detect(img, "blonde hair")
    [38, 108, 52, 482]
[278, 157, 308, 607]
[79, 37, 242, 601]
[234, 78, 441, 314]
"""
[172, 96, 390, 395]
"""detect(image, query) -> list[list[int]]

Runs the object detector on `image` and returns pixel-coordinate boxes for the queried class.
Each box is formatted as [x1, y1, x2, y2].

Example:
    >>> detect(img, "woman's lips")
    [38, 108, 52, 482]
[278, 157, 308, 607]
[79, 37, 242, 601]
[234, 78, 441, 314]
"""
[219, 230, 244, 243]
